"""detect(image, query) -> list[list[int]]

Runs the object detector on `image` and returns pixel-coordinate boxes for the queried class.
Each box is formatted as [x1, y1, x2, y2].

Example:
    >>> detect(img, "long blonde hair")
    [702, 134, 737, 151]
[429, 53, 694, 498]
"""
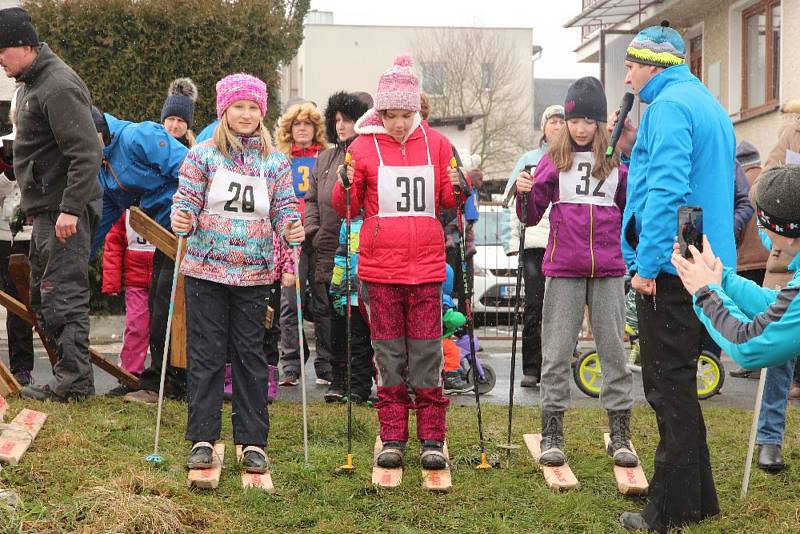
[213, 112, 275, 160]
[184, 129, 196, 147]
[548, 121, 620, 179]
[275, 102, 326, 155]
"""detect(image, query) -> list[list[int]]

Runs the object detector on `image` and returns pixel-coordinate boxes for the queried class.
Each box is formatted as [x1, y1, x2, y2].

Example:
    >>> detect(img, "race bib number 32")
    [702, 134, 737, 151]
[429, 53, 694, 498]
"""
[557, 152, 618, 207]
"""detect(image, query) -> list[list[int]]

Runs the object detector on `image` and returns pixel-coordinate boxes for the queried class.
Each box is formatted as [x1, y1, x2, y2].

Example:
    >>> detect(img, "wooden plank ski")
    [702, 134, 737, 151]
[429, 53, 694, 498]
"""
[523, 433, 580, 492]
[603, 433, 648, 496]
[0, 408, 47, 465]
[188, 443, 225, 489]
[235, 445, 275, 493]
[0, 360, 20, 397]
[421, 440, 452, 493]
[371, 437, 402, 488]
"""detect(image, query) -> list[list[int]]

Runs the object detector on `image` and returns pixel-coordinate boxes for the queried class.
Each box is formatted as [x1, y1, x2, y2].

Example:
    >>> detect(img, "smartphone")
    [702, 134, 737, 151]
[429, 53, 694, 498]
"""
[677, 206, 703, 258]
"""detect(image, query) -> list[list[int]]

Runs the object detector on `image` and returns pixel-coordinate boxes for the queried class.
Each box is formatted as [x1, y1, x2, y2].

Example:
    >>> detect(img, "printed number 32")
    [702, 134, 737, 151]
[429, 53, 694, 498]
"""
[575, 162, 605, 198]
[224, 182, 255, 213]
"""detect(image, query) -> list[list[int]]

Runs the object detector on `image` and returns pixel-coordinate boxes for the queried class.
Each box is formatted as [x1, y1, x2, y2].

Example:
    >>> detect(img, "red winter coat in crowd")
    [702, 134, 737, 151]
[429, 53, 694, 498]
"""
[331, 111, 463, 285]
[101, 212, 155, 294]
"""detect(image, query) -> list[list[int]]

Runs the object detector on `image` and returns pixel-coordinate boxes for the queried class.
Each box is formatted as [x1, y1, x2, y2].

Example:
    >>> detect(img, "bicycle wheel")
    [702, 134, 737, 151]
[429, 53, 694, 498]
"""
[466, 363, 496, 395]
[697, 351, 725, 399]
[573, 351, 602, 398]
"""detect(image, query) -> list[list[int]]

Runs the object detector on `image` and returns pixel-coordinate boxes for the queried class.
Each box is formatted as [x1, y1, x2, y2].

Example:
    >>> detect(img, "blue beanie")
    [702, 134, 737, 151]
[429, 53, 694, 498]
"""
[626, 21, 685, 68]
[161, 78, 198, 128]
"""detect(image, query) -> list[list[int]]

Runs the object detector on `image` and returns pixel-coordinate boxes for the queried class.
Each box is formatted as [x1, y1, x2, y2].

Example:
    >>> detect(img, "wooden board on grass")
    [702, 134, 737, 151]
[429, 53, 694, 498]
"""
[188, 443, 225, 489]
[372, 437, 402, 488]
[235, 445, 275, 493]
[421, 440, 452, 493]
[0, 408, 47, 465]
[603, 433, 648, 495]
[523, 433, 580, 492]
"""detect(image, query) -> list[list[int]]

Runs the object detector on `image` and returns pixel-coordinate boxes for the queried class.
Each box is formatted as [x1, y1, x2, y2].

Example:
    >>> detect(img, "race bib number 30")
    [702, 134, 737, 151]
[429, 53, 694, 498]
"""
[377, 164, 436, 218]
[557, 152, 618, 207]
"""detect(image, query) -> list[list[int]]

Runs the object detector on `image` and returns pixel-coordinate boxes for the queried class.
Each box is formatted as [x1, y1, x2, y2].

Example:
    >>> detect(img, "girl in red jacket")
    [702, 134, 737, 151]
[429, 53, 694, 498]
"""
[102, 210, 155, 394]
[333, 55, 464, 470]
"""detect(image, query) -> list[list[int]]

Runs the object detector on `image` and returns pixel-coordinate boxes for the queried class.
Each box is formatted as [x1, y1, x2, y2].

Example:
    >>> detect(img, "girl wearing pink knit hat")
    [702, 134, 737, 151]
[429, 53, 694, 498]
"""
[332, 55, 468, 470]
[171, 73, 303, 475]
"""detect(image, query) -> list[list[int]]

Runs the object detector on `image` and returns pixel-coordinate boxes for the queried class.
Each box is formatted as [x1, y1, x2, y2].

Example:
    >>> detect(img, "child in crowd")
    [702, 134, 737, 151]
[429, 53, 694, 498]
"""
[516, 77, 637, 468]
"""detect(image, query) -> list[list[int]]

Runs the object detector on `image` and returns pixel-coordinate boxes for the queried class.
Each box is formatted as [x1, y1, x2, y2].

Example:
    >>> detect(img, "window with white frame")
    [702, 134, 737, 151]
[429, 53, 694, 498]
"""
[741, 0, 780, 114]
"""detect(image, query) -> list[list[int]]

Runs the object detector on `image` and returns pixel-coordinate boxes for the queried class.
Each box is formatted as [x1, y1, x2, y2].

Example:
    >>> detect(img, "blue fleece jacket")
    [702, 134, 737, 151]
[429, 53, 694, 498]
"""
[93, 114, 188, 252]
[693, 268, 800, 369]
[622, 64, 737, 278]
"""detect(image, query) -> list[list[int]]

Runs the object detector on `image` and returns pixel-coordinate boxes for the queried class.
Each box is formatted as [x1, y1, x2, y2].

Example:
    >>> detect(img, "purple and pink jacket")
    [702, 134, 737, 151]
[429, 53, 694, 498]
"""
[516, 153, 628, 278]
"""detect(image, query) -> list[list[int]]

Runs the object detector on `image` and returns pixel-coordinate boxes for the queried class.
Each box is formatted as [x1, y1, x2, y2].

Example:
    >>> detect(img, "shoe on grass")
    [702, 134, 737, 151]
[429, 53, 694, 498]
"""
[106, 382, 135, 397]
[420, 440, 448, 470]
[376, 440, 406, 468]
[19, 384, 67, 402]
[280, 371, 299, 386]
[187, 441, 214, 469]
[619, 512, 654, 531]
[123, 389, 159, 404]
[240, 445, 269, 473]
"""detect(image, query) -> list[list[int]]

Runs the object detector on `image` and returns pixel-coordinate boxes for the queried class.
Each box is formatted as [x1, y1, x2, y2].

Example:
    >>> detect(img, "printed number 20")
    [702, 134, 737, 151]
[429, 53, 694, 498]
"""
[224, 182, 255, 213]
[575, 162, 605, 198]
[396, 176, 426, 212]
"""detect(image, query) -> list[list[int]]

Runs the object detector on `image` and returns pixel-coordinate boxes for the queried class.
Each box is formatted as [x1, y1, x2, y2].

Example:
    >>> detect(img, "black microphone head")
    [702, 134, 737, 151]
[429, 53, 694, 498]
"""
[620, 92, 635, 112]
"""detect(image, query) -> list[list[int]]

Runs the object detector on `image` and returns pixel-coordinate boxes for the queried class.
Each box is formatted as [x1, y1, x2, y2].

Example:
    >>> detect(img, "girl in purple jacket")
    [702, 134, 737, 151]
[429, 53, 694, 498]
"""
[516, 77, 637, 469]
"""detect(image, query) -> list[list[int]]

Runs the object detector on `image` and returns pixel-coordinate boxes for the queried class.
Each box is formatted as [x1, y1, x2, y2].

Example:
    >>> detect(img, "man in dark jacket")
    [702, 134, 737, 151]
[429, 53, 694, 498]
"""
[0, 7, 102, 401]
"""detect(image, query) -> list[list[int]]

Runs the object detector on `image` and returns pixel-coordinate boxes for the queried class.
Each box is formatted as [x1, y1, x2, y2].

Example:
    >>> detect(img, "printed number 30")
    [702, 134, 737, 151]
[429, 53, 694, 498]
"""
[224, 182, 255, 213]
[575, 162, 605, 198]
[396, 176, 426, 212]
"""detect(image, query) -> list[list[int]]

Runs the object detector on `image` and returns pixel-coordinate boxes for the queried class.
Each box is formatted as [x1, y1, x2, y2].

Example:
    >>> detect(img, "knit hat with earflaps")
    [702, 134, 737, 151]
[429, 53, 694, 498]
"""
[375, 55, 420, 112]
[626, 21, 686, 69]
[161, 78, 198, 128]
[755, 165, 800, 237]
[564, 77, 607, 123]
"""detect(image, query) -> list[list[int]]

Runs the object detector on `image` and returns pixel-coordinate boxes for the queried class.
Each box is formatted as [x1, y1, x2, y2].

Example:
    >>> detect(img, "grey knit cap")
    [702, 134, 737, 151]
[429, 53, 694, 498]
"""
[736, 141, 760, 168]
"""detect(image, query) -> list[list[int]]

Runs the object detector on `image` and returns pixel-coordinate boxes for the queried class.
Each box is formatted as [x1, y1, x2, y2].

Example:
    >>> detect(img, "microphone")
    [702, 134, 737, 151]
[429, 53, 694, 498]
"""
[607, 92, 635, 157]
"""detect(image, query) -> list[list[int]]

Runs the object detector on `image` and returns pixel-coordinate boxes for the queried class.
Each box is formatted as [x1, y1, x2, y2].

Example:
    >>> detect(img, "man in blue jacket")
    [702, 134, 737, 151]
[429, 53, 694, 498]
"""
[612, 23, 736, 533]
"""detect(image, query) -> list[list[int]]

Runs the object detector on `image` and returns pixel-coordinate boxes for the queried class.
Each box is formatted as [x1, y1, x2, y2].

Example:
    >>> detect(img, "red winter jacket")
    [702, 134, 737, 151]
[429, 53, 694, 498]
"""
[101, 212, 155, 294]
[331, 111, 462, 285]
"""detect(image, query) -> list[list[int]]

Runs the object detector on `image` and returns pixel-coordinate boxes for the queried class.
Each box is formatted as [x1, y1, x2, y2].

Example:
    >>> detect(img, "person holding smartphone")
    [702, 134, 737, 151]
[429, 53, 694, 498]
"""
[610, 23, 737, 533]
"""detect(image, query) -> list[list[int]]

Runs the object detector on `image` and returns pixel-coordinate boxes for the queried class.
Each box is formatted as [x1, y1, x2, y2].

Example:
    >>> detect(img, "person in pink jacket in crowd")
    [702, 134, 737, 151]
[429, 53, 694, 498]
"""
[101, 210, 154, 395]
[332, 55, 466, 470]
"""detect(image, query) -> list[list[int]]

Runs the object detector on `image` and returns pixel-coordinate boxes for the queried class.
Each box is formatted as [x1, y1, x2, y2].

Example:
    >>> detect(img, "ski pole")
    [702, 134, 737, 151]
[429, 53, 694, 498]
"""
[450, 157, 491, 470]
[146, 223, 186, 466]
[741, 367, 768, 499]
[500, 164, 533, 466]
[289, 218, 310, 464]
[338, 152, 355, 474]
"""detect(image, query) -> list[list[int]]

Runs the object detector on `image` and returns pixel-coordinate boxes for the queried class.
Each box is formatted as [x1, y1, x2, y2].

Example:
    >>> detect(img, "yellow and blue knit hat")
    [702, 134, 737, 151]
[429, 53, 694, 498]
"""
[626, 21, 685, 68]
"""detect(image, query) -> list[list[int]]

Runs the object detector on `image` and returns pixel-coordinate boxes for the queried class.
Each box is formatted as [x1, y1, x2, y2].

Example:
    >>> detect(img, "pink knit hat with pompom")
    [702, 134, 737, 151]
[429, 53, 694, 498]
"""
[374, 55, 420, 112]
[215, 73, 268, 119]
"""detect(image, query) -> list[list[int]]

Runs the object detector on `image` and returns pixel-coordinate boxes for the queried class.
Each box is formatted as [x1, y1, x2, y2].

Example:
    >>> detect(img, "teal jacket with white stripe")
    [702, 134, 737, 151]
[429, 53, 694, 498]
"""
[693, 268, 800, 369]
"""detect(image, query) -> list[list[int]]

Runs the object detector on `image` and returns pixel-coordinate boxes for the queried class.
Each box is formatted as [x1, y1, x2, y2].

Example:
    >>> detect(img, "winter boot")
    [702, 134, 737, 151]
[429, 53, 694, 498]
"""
[607, 410, 639, 467]
[539, 410, 566, 466]
[324, 366, 346, 403]
[240, 445, 269, 474]
[187, 441, 214, 469]
[420, 440, 448, 470]
[223, 363, 233, 401]
[267, 365, 278, 403]
[443, 370, 473, 395]
[376, 440, 406, 468]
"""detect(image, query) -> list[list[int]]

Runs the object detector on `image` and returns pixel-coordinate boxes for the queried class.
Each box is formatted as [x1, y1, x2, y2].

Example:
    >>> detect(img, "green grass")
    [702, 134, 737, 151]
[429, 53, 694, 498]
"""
[0, 397, 798, 533]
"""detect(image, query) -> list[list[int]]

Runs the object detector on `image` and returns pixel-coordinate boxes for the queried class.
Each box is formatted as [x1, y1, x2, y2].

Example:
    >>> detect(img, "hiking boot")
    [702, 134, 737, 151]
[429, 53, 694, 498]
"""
[123, 389, 159, 404]
[324, 383, 345, 403]
[539, 410, 566, 466]
[240, 445, 269, 474]
[280, 371, 299, 386]
[520, 374, 539, 388]
[12, 370, 32, 386]
[376, 440, 406, 468]
[607, 410, 639, 467]
[187, 441, 214, 469]
[420, 440, 448, 470]
[619, 512, 653, 531]
[106, 382, 135, 397]
[444, 371, 473, 395]
[19, 384, 67, 403]
[757, 444, 786, 472]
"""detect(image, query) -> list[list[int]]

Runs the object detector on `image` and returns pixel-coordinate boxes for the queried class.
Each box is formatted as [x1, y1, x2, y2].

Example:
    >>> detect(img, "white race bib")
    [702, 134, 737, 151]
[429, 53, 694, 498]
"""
[206, 167, 270, 220]
[125, 210, 155, 252]
[557, 152, 618, 207]
[377, 164, 436, 218]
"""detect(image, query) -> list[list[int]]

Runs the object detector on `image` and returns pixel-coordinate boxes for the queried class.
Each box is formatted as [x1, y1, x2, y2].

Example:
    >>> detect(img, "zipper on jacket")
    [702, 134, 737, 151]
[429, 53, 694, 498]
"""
[549, 223, 558, 263]
[589, 204, 596, 278]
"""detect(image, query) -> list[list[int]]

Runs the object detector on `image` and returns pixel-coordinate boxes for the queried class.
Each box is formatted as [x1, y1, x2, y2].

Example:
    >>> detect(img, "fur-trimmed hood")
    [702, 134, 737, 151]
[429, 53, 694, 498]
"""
[324, 91, 372, 144]
[354, 108, 422, 144]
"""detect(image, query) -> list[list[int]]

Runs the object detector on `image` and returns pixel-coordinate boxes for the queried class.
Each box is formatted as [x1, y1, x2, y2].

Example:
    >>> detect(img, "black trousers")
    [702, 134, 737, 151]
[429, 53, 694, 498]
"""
[263, 282, 281, 367]
[185, 276, 269, 446]
[330, 304, 374, 398]
[637, 274, 719, 533]
[0, 240, 34, 373]
[139, 250, 186, 397]
[521, 248, 546, 379]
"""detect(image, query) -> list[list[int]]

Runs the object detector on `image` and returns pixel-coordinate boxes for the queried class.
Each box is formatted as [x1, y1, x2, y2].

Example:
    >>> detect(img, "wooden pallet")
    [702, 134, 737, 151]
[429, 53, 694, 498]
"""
[235, 445, 275, 493]
[603, 433, 648, 495]
[371, 437, 402, 488]
[0, 408, 47, 465]
[523, 434, 580, 492]
[188, 443, 225, 489]
[421, 441, 452, 493]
